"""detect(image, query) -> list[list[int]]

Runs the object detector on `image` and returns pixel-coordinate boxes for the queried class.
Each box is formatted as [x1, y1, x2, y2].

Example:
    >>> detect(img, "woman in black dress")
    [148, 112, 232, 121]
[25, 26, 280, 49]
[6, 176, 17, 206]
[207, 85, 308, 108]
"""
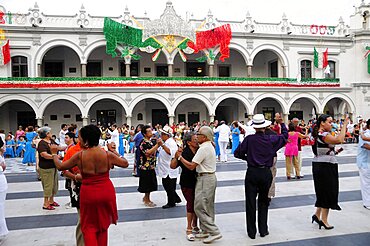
[311, 114, 349, 229]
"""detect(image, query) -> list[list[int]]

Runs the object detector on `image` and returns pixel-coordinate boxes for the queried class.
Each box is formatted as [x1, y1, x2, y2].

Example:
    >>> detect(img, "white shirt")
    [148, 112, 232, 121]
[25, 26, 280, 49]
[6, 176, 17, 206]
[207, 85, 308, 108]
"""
[347, 124, 355, 134]
[215, 124, 231, 142]
[157, 137, 179, 178]
[108, 129, 120, 149]
[59, 129, 67, 146]
[193, 141, 217, 173]
[0, 155, 8, 192]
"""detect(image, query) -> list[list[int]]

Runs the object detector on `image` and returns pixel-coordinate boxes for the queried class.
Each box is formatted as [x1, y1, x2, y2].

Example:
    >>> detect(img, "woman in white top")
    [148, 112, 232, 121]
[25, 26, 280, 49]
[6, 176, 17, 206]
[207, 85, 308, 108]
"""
[0, 147, 9, 240]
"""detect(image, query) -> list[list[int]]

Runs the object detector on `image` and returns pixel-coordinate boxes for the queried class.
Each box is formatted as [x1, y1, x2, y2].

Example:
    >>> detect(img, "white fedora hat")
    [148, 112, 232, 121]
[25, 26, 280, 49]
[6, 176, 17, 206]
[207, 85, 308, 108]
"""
[159, 128, 172, 136]
[251, 114, 272, 128]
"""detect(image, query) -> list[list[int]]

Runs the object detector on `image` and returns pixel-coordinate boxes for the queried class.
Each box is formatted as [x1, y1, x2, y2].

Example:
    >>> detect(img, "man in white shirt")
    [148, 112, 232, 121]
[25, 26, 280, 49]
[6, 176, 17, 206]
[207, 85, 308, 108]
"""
[59, 124, 68, 147]
[357, 119, 370, 210]
[157, 129, 181, 209]
[214, 121, 230, 162]
[347, 120, 354, 135]
[107, 124, 119, 151]
[176, 126, 222, 244]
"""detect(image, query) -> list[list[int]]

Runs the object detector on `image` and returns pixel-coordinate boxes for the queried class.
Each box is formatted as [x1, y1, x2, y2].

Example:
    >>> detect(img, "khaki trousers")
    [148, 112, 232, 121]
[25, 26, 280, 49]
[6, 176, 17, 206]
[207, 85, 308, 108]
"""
[194, 173, 220, 236]
[285, 156, 300, 177]
[268, 157, 277, 198]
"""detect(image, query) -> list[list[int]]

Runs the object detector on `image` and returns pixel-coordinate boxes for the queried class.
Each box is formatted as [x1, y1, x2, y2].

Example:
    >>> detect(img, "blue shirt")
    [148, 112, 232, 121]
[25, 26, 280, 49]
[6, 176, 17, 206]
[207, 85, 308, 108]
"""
[133, 132, 144, 147]
[357, 129, 370, 169]
[234, 123, 288, 168]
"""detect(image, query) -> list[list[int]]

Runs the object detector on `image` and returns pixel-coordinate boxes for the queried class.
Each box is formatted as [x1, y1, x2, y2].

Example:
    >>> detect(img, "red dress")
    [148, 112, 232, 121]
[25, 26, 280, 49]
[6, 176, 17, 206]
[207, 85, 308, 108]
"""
[80, 157, 118, 235]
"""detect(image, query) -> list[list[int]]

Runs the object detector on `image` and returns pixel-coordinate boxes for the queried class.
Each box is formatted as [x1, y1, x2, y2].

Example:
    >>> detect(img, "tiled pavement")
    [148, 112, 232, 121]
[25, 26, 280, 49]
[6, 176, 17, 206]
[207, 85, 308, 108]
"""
[1, 143, 370, 246]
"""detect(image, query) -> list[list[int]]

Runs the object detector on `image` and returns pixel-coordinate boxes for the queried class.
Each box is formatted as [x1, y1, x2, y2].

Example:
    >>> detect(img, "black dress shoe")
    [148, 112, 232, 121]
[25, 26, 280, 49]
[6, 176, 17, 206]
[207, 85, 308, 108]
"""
[248, 234, 256, 239]
[175, 197, 182, 203]
[162, 204, 176, 209]
[260, 231, 269, 237]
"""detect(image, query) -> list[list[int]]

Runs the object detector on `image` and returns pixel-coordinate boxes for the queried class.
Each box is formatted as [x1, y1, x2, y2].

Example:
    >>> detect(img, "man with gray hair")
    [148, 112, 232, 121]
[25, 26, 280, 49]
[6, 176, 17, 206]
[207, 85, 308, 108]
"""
[176, 126, 222, 244]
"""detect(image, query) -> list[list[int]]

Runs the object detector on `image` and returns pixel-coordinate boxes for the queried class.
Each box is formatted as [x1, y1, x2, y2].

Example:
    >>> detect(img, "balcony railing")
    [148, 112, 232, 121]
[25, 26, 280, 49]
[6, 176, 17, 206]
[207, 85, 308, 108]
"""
[0, 77, 340, 88]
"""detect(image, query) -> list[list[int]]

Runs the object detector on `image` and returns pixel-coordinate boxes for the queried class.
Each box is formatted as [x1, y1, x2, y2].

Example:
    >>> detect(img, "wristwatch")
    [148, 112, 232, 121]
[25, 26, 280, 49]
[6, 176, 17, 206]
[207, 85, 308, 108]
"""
[177, 155, 182, 161]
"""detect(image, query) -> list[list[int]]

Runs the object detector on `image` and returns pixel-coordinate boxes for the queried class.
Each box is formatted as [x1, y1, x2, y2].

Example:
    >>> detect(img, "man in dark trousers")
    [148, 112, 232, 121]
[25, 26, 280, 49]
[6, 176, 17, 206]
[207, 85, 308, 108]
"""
[234, 114, 288, 239]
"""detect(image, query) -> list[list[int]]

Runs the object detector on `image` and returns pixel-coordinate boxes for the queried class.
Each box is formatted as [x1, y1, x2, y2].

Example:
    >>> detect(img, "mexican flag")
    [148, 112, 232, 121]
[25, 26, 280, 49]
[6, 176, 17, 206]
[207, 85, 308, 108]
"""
[0, 40, 10, 66]
[314, 47, 329, 70]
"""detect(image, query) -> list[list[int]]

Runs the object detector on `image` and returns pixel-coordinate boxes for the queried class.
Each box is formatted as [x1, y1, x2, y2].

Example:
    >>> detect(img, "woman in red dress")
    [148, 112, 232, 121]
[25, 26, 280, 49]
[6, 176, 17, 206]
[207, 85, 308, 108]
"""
[51, 125, 128, 246]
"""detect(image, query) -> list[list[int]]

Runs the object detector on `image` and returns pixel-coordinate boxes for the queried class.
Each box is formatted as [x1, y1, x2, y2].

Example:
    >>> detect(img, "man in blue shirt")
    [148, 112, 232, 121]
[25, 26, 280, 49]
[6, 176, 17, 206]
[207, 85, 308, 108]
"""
[132, 124, 144, 177]
[234, 114, 288, 239]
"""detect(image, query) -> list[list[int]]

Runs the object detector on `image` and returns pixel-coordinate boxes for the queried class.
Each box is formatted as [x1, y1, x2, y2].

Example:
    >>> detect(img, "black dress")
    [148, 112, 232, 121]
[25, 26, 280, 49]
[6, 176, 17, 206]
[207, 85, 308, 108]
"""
[312, 131, 341, 210]
[137, 139, 158, 193]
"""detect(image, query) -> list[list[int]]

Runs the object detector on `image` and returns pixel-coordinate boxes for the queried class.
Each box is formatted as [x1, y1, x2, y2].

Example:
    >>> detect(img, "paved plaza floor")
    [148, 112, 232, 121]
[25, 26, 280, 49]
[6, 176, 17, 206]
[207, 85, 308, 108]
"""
[1, 144, 370, 245]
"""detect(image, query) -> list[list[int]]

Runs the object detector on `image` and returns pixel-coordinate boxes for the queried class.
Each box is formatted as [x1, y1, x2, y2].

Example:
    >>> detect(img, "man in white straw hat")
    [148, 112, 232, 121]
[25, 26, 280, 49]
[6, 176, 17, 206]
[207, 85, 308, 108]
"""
[234, 114, 288, 239]
[157, 128, 181, 209]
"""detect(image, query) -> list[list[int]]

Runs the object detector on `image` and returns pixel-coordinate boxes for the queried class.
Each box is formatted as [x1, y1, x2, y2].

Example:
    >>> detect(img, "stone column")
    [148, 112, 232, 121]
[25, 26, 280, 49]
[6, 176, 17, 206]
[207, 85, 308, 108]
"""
[283, 113, 290, 124]
[209, 115, 215, 123]
[209, 65, 214, 77]
[37, 64, 42, 77]
[247, 65, 253, 78]
[168, 115, 175, 125]
[247, 114, 254, 122]
[125, 63, 131, 78]
[82, 117, 89, 126]
[36, 117, 43, 127]
[126, 116, 132, 128]
[168, 64, 173, 78]
[81, 64, 87, 77]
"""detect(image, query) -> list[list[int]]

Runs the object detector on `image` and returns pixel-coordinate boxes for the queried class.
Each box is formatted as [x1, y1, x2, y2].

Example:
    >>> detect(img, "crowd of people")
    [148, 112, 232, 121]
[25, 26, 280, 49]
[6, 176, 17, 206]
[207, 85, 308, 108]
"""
[0, 113, 369, 245]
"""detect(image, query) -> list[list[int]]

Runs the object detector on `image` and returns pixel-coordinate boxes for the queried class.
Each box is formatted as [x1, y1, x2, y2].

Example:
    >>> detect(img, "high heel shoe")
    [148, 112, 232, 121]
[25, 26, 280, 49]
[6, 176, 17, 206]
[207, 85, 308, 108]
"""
[318, 220, 334, 230]
[311, 215, 320, 224]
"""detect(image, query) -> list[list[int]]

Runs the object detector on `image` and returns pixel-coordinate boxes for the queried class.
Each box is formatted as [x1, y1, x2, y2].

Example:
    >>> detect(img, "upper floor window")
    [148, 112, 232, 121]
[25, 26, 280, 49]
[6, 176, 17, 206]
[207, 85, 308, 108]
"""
[325, 61, 336, 79]
[300, 60, 312, 79]
[12, 56, 28, 77]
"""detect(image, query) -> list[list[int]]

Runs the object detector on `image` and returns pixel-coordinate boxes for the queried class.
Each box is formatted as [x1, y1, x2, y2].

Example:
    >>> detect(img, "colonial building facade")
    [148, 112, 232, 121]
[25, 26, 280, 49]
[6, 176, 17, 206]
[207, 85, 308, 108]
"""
[0, 1, 369, 133]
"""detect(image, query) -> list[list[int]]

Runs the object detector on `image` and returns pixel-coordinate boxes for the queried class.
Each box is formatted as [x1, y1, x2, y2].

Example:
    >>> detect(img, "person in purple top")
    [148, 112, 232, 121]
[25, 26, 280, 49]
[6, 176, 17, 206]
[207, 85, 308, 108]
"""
[234, 114, 288, 240]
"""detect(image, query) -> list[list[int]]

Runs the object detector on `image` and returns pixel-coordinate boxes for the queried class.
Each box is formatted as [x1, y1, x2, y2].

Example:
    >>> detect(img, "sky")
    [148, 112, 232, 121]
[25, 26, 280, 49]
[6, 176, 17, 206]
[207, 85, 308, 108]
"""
[0, 0, 361, 25]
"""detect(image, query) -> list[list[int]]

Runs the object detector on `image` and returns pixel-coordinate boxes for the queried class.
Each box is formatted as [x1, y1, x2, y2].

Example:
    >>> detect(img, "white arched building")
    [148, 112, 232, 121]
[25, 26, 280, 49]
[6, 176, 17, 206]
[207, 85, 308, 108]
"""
[0, 1, 369, 133]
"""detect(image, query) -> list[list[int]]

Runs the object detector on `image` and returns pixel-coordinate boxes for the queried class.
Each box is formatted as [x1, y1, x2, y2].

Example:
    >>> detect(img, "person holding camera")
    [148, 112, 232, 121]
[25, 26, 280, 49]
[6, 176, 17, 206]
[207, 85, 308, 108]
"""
[138, 125, 162, 207]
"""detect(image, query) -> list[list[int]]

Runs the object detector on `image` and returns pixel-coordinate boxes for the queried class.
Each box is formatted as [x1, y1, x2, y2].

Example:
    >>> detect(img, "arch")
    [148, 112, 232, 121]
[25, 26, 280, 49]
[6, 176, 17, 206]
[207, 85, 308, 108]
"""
[85, 94, 129, 117]
[0, 95, 39, 117]
[172, 94, 213, 116]
[251, 93, 288, 114]
[321, 93, 356, 114]
[128, 94, 172, 116]
[251, 44, 289, 72]
[39, 95, 86, 117]
[83, 39, 107, 63]
[287, 94, 322, 115]
[214, 42, 250, 66]
[212, 93, 252, 114]
[34, 39, 83, 73]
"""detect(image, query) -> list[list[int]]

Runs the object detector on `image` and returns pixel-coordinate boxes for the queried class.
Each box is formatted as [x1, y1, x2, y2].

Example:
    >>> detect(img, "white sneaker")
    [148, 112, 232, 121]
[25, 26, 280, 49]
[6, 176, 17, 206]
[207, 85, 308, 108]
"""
[364, 205, 370, 210]
[65, 202, 72, 209]
[203, 234, 222, 244]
